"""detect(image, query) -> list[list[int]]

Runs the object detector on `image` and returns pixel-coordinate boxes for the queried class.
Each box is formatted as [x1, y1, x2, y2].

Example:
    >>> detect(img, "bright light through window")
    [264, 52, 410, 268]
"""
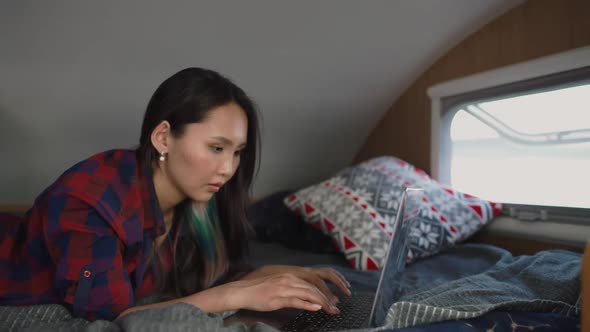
[449, 84, 590, 209]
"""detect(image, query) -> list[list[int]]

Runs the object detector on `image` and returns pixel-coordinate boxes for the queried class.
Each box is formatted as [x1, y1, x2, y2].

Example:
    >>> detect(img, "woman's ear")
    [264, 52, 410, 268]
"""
[151, 120, 172, 154]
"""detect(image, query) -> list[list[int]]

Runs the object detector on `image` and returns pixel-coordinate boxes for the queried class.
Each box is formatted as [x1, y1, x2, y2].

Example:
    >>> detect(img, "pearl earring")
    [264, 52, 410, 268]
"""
[159, 152, 166, 162]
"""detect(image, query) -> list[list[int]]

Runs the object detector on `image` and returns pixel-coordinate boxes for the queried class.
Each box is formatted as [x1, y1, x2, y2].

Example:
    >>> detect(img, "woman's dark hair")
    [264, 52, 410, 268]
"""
[137, 67, 260, 296]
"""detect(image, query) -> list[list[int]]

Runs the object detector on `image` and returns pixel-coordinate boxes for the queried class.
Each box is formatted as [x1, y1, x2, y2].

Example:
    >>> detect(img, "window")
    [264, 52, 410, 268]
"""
[428, 47, 590, 224]
[449, 82, 590, 218]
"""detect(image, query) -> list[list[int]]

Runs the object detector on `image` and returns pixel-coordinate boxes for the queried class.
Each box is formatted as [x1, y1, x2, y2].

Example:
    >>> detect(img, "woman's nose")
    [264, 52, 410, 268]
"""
[219, 155, 233, 177]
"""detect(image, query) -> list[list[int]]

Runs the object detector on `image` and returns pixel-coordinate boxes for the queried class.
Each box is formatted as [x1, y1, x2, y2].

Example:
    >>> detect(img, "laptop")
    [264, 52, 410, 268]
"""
[225, 187, 424, 331]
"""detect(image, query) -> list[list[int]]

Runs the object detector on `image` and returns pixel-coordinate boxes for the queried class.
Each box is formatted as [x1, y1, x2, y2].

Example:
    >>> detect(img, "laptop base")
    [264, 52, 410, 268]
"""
[281, 292, 374, 332]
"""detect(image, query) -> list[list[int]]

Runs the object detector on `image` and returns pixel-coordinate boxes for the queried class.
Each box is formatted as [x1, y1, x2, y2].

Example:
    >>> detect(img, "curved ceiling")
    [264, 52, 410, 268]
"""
[0, 0, 523, 202]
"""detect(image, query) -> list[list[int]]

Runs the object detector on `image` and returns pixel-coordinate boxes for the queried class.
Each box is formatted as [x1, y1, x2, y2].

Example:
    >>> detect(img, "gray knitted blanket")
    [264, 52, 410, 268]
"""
[0, 303, 260, 332]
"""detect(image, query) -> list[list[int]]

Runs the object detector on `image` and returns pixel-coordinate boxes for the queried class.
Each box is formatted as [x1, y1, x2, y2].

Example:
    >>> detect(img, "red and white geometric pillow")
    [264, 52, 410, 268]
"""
[284, 156, 502, 271]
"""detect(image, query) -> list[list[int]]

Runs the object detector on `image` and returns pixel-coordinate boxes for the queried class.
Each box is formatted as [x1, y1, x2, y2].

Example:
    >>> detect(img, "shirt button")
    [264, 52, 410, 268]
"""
[83, 270, 92, 278]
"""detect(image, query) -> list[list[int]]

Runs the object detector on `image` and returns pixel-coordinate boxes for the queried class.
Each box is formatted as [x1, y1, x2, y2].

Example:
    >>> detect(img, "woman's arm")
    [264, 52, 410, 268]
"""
[239, 265, 352, 303]
[117, 272, 342, 319]
[45, 194, 342, 320]
[116, 284, 230, 319]
[44, 194, 140, 321]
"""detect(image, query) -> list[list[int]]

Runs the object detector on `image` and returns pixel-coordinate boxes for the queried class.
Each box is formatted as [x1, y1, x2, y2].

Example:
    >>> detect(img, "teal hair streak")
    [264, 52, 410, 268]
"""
[186, 197, 228, 288]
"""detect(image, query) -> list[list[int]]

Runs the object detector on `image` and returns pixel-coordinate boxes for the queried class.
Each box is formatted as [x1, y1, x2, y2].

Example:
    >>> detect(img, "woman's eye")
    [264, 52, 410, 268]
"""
[234, 150, 242, 157]
[211, 146, 223, 153]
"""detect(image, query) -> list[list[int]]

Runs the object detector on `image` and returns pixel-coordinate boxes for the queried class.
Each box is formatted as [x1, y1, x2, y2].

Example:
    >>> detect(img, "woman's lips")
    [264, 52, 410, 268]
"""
[207, 183, 222, 192]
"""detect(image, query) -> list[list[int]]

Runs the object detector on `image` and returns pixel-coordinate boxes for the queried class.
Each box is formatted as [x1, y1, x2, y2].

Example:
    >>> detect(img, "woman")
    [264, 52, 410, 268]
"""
[0, 67, 350, 321]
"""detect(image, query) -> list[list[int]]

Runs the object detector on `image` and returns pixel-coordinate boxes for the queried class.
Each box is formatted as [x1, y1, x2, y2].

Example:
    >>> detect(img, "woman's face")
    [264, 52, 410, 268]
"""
[165, 102, 248, 203]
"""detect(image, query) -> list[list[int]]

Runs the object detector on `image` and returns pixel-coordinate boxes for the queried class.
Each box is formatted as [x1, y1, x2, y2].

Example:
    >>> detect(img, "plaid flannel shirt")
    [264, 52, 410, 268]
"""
[0, 149, 169, 321]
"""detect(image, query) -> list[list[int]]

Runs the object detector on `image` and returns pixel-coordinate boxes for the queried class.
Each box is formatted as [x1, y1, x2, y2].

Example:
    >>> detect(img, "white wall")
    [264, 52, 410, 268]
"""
[0, 0, 520, 203]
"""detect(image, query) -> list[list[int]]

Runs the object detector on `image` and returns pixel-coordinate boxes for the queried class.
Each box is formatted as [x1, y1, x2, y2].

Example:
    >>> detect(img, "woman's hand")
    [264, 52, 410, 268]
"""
[224, 273, 341, 314]
[240, 265, 351, 304]
[119, 272, 341, 319]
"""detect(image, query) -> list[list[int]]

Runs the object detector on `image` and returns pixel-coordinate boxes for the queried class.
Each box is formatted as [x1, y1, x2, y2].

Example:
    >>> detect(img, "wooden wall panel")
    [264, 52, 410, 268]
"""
[354, 0, 590, 174]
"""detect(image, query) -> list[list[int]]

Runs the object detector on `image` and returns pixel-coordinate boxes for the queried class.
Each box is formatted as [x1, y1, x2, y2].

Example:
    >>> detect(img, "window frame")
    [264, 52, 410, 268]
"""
[427, 46, 590, 230]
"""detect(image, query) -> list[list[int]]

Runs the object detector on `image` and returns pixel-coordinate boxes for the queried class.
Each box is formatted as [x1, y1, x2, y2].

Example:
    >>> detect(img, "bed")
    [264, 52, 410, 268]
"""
[242, 189, 583, 332]
[0, 188, 584, 332]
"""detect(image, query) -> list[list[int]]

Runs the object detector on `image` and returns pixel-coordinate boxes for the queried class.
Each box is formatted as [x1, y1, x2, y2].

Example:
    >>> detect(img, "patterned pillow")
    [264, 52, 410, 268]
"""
[284, 156, 502, 271]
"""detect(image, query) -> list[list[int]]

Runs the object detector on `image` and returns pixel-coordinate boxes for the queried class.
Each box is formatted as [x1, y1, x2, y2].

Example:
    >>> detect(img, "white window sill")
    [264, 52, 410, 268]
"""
[484, 216, 590, 248]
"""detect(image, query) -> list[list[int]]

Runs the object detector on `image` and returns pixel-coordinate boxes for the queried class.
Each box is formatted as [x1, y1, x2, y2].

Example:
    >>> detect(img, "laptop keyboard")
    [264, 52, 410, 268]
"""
[280, 292, 375, 332]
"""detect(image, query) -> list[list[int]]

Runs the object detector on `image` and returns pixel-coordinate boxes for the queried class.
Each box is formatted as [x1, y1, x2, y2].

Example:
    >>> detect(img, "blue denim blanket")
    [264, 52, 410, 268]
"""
[377, 244, 581, 329]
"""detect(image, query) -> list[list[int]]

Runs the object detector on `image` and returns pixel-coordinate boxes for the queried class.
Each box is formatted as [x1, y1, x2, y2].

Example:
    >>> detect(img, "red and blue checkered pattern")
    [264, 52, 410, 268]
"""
[0, 149, 169, 321]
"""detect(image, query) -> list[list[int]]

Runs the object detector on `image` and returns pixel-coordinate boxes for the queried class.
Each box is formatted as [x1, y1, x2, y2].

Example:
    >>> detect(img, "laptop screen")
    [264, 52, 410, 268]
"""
[368, 187, 424, 327]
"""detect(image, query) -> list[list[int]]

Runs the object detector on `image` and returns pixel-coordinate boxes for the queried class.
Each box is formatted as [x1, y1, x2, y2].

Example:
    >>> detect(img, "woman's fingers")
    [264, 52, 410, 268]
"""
[233, 271, 346, 314]
[315, 268, 352, 297]
[285, 298, 322, 312]
[326, 268, 351, 289]
[283, 274, 337, 308]
[299, 274, 339, 304]
[330, 269, 351, 288]
[274, 273, 340, 314]
[280, 284, 340, 314]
